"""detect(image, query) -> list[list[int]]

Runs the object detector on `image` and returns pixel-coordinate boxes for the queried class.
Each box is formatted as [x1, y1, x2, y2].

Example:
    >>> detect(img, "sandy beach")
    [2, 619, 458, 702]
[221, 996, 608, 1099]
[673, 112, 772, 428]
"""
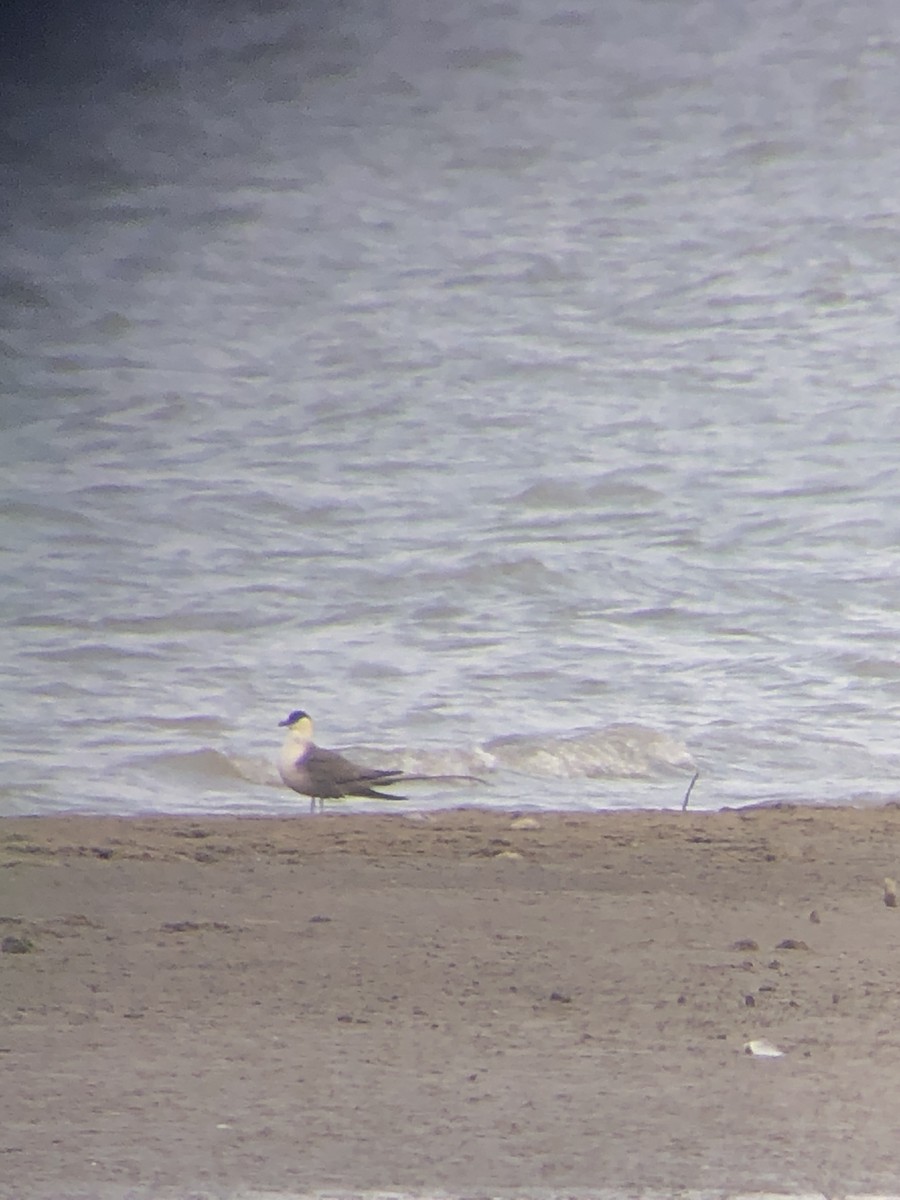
[5, 805, 900, 1199]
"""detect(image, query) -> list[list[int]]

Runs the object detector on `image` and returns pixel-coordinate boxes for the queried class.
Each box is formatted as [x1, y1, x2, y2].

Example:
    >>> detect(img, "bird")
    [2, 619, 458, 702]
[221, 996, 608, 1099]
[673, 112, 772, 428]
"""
[278, 709, 409, 812]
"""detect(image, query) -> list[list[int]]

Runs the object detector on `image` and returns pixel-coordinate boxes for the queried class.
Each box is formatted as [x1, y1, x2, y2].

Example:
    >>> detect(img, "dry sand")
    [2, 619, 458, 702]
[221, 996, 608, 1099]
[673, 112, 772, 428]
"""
[4, 805, 900, 1198]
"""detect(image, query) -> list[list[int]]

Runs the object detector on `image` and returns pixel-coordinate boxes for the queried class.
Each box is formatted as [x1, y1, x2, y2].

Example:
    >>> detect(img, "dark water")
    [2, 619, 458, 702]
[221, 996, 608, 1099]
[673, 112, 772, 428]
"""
[5, 0, 900, 815]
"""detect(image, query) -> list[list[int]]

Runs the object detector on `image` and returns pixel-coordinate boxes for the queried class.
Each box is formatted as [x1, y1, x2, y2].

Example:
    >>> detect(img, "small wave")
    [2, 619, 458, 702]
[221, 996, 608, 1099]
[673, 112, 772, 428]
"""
[414, 553, 566, 592]
[391, 746, 497, 782]
[514, 474, 660, 512]
[484, 723, 697, 780]
[21, 641, 168, 664]
[129, 748, 275, 788]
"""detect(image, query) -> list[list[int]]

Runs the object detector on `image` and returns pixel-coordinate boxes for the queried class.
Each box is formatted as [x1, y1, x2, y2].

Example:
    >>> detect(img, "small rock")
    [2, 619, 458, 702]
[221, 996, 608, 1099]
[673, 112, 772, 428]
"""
[509, 816, 541, 830]
[775, 938, 810, 951]
[1, 935, 34, 954]
[731, 938, 759, 951]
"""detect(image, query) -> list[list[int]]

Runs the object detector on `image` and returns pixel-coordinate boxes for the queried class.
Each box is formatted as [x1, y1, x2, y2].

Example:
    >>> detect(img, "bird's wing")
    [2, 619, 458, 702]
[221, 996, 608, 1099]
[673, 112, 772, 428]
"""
[305, 745, 404, 796]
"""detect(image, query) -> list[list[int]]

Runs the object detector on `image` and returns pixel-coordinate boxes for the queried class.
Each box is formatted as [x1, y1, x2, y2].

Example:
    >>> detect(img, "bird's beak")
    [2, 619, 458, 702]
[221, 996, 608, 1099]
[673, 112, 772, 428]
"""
[278, 717, 292, 727]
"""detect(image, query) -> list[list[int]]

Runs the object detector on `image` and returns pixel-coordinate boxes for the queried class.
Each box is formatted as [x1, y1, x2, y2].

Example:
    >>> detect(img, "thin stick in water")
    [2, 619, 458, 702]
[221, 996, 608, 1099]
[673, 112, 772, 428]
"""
[681, 769, 700, 812]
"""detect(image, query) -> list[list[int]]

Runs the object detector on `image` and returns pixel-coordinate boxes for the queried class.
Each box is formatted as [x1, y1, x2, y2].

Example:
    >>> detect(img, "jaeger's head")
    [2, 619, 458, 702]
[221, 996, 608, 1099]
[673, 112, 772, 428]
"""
[278, 710, 312, 735]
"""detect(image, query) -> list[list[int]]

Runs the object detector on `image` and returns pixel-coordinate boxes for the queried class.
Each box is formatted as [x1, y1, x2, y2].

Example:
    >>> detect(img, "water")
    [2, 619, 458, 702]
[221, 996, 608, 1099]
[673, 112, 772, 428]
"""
[5, 0, 900, 817]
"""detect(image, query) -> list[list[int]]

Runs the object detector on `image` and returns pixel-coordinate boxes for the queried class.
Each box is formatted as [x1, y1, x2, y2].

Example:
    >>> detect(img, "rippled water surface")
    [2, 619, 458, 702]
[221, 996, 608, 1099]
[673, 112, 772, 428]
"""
[5, 0, 900, 816]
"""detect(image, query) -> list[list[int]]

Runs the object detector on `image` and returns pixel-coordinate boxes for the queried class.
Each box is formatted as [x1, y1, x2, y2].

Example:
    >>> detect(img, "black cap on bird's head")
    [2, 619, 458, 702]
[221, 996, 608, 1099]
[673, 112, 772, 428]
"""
[279, 709, 309, 727]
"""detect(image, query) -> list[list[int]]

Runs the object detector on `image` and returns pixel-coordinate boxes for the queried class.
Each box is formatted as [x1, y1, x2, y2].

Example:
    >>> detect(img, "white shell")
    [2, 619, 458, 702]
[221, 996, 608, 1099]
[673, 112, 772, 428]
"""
[743, 1037, 785, 1057]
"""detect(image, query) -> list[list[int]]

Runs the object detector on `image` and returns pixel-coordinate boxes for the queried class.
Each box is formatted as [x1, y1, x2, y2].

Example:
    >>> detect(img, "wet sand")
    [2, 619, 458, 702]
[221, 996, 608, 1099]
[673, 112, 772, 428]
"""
[4, 805, 900, 1199]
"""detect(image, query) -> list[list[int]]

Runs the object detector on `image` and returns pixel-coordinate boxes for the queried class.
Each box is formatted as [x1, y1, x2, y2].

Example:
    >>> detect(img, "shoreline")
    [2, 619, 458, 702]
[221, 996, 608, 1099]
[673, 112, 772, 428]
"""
[5, 806, 900, 1197]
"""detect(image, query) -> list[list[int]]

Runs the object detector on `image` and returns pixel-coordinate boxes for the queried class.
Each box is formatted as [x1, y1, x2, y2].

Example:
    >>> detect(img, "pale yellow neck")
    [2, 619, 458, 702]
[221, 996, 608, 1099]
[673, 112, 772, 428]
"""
[286, 716, 313, 742]
[279, 718, 314, 772]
